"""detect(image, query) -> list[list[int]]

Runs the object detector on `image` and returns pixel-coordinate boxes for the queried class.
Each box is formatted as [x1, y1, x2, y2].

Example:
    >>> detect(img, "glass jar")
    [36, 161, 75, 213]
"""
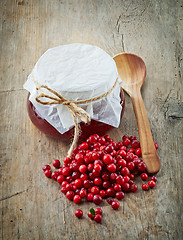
[27, 89, 125, 142]
[24, 44, 125, 142]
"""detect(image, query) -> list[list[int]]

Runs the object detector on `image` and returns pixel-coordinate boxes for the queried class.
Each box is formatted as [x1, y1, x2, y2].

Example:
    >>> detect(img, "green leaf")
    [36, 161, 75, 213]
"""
[89, 207, 95, 216]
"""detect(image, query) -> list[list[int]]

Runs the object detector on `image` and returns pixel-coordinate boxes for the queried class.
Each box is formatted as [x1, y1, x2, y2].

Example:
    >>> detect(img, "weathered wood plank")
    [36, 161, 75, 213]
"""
[0, 0, 182, 239]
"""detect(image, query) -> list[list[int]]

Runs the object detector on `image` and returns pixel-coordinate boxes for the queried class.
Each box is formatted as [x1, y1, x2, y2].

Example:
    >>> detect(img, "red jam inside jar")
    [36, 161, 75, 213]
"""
[27, 89, 125, 142]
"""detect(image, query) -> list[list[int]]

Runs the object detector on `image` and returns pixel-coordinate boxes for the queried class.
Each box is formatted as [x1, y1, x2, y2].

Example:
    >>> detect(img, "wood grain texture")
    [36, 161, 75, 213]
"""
[0, 0, 183, 239]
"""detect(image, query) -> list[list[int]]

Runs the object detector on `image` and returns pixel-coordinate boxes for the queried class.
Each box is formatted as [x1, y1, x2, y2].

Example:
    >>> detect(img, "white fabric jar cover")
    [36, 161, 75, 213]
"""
[23, 43, 123, 134]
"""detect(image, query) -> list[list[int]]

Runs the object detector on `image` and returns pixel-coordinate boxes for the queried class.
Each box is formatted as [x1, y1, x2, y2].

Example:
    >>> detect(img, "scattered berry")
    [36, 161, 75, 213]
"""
[94, 214, 102, 223]
[111, 201, 120, 210]
[75, 209, 83, 218]
[141, 173, 148, 181]
[150, 176, 158, 182]
[142, 184, 149, 191]
[45, 170, 52, 178]
[53, 160, 61, 168]
[148, 180, 156, 188]
[42, 165, 51, 172]
[95, 208, 102, 215]
[88, 212, 94, 219]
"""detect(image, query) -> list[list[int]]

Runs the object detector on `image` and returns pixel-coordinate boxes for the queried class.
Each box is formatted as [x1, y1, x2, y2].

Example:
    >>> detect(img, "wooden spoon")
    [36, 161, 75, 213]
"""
[113, 53, 161, 174]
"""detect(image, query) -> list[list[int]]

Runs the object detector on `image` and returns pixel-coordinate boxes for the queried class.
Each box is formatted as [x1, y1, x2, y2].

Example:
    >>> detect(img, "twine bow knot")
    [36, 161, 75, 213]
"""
[34, 77, 119, 157]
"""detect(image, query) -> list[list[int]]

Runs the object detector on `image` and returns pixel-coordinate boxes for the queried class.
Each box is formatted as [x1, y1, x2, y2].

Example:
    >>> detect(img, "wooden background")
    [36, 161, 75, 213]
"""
[0, 0, 183, 239]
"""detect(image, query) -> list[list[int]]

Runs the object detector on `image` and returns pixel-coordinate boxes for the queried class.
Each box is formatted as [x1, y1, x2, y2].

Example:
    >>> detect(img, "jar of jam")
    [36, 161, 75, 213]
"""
[24, 44, 125, 142]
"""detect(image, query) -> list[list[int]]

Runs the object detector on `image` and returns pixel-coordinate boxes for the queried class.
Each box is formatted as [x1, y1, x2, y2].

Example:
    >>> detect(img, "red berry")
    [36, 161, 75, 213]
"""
[79, 189, 87, 198]
[89, 135, 98, 144]
[142, 183, 149, 191]
[74, 179, 83, 188]
[80, 142, 89, 150]
[93, 195, 103, 205]
[88, 212, 94, 219]
[127, 162, 135, 171]
[123, 138, 131, 146]
[122, 134, 129, 140]
[123, 175, 130, 183]
[110, 173, 117, 182]
[103, 181, 111, 189]
[107, 197, 114, 204]
[115, 191, 125, 200]
[128, 148, 134, 153]
[118, 150, 127, 158]
[141, 173, 148, 181]
[75, 209, 83, 218]
[61, 187, 67, 194]
[154, 142, 158, 150]
[131, 140, 140, 149]
[79, 165, 87, 173]
[135, 148, 142, 157]
[130, 184, 138, 192]
[111, 201, 120, 210]
[53, 159, 61, 168]
[83, 180, 92, 189]
[122, 183, 130, 192]
[80, 173, 88, 181]
[72, 171, 80, 180]
[150, 176, 157, 182]
[65, 183, 73, 191]
[121, 167, 130, 176]
[105, 144, 114, 153]
[118, 159, 127, 167]
[129, 135, 137, 141]
[98, 137, 106, 145]
[107, 163, 117, 173]
[87, 193, 94, 201]
[44, 170, 52, 178]
[94, 177, 102, 186]
[92, 152, 100, 160]
[94, 164, 102, 172]
[61, 181, 68, 187]
[73, 195, 82, 204]
[116, 175, 125, 185]
[66, 191, 75, 200]
[95, 208, 102, 215]
[114, 184, 122, 192]
[137, 162, 147, 172]
[42, 165, 51, 172]
[75, 153, 84, 164]
[148, 180, 156, 188]
[102, 172, 110, 181]
[106, 187, 115, 197]
[130, 174, 135, 180]
[51, 171, 59, 180]
[94, 214, 102, 223]
[87, 163, 94, 172]
[63, 157, 72, 164]
[91, 186, 100, 195]
[62, 167, 71, 176]
[57, 175, 65, 184]
[99, 190, 106, 198]
[103, 154, 113, 164]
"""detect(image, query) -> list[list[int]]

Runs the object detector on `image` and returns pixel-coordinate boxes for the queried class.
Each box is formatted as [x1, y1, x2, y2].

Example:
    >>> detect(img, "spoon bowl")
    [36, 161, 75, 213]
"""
[114, 53, 161, 174]
[114, 53, 146, 95]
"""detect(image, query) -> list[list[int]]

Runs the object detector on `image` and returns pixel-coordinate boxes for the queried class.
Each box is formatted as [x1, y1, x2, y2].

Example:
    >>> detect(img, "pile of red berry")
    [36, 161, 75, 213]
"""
[42, 134, 158, 222]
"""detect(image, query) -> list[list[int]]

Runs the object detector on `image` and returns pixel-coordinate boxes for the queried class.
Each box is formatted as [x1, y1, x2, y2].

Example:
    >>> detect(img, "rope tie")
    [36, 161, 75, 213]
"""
[34, 76, 119, 157]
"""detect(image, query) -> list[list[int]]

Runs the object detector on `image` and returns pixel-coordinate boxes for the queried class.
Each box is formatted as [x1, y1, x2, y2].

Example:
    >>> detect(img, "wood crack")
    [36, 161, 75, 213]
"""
[0, 88, 24, 94]
[0, 189, 29, 202]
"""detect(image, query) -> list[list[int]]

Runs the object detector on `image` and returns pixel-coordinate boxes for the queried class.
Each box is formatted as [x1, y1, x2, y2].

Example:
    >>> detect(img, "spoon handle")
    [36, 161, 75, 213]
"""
[131, 88, 161, 174]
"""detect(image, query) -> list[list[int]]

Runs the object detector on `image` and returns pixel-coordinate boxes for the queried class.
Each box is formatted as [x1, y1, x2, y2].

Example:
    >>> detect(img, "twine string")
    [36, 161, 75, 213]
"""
[34, 76, 119, 157]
